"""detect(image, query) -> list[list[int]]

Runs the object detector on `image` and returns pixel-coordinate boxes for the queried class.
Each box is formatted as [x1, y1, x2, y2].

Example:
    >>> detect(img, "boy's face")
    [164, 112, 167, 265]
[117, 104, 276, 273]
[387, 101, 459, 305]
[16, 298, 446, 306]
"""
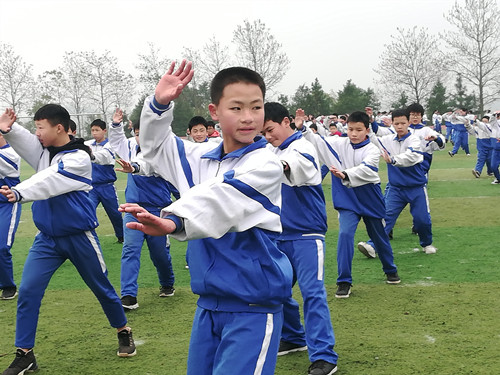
[346, 121, 370, 144]
[409, 112, 422, 125]
[392, 116, 411, 137]
[134, 129, 140, 146]
[35, 119, 66, 147]
[91, 126, 107, 143]
[262, 118, 291, 147]
[329, 125, 337, 133]
[207, 125, 215, 135]
[208, 82, 264, 154]
[190, 124, 207, 143]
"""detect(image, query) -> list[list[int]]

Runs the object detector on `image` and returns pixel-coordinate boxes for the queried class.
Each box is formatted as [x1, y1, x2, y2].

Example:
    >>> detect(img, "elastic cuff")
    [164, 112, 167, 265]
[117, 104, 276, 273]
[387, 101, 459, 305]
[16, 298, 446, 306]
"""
[12, 189, 22, 202]
[150, 97, 171, 115]
[111, 122, 121, 128]
[164, 214, 184, 233]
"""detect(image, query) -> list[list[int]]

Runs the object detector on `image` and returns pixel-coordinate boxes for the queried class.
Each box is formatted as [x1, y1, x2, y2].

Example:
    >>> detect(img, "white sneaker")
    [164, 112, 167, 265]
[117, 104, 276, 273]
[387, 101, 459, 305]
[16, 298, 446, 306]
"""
[492, 179, 500, 185]
[357, 242, 376, 258]
[423, 245, 437, 254]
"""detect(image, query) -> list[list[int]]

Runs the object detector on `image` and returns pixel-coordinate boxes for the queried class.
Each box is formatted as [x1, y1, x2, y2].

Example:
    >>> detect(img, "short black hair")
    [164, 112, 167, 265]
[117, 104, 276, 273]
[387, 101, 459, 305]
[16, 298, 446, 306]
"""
[406, 103, 425, 116]
[90, 119, 106, 130]
[264, 102, 289, 124]
[210, 67, 265, 105]
[392, 108, 409, 120]
[133, 120, 140, 131]
[347, 111, 370, 128]
[206, 120, 215, 128]
[68, 119, 77, 133]
[34, 104, 70, 131]
[188, 116, 208, 131]
[309, 123, 318, 131]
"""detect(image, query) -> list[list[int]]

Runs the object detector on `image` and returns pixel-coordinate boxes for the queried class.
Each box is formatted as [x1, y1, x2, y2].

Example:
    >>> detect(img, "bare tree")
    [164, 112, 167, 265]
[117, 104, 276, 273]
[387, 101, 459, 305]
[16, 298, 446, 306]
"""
[36, 70, 66, 105]
[233, 19, 290, 91]
[375, 27, 447, 105]
[197, 36, 231, 82]
[135, 43, 171, 95]
[0, 43, 34, 114]
[442, 0, 500, 114]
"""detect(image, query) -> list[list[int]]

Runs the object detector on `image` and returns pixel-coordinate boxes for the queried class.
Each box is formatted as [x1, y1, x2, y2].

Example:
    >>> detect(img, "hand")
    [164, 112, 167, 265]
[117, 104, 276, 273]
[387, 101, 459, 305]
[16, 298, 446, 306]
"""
[329, 166, 345, 180]
[381, 150, 392, 164]
[365, 107, 373, 118]
[119, 203, 177, 236]
[0, 185, 17, 202]
[424, 135, 437, 141]
[115, 159, 134, 173]
[0, 108, 16, 133]
[295, 108, 305, 129]
[154, 60, 194, 105]
[113, 108, 123, 124]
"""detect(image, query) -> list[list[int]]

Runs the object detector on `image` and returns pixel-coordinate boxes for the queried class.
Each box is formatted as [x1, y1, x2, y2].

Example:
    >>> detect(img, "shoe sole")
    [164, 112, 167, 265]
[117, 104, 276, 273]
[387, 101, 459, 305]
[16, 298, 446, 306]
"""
[357, 243, 376, 259]
[386, 279, 401, 284]
[117, 349, 137, 357]
[335, 291, 351, 298]
[1, 292, 18, 300]
[159, 292, 175, 297]
[122, 303, 139, 310]
[277, 346, 307, 356]
[308, 366, 338, 375]
[472, 170, 480, 178]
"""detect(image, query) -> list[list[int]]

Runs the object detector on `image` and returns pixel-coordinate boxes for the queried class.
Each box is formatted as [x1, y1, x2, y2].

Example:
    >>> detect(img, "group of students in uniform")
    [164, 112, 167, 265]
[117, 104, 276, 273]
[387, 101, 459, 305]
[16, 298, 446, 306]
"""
[0, 60, 498, 375]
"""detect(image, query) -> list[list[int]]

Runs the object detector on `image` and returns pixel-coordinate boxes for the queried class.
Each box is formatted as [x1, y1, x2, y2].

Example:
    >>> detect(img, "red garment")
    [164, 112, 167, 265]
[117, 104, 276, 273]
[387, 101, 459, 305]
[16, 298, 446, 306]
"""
[207, 130, 220, 138]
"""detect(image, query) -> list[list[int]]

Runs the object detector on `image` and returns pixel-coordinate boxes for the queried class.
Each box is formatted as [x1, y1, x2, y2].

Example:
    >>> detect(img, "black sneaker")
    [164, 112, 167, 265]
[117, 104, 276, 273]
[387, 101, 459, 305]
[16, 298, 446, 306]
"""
[117, 328, 136, 357]
[411, 225, 418, 235]
[386, 272, 401, 284]
[117, 237, 124, 244]
[159, 286, 175, 297]
[472, 170, 481, 178]
[1, 287, 17, 300]
[335, 282, 351, 298]
[308, 359, 338, 375]
[277, 341, 307, 356]
[448, 151, 454, 157]
[121, 296, 138, 310]
[2, 348, 38, 375]
[388, 229, 393, 240]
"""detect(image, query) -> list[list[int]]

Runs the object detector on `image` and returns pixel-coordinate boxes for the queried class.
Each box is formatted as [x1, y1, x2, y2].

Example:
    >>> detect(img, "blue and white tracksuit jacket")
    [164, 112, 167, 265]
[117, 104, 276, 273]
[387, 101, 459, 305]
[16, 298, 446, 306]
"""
[0, 144, 21, 290]
[84, 138, 123, 239]
[372, 132, 433, 248]
[4, 124, 126, 349]
[450, 114, 470, 155]
[108, 123, 175, 297]
[303, 128, 398, 285]
[443, 113, 454, 142]
[409, 123, 445, 174]
[267, 131, 337, 364]
[468, 120, 493, 175]
[139, 97, 293, 375]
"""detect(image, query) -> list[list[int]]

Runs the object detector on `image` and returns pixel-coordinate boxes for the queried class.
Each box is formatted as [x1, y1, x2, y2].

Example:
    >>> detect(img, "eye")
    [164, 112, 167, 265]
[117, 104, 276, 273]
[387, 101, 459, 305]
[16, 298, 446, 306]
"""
[253, 106, 262, 110]
[230, 107, 240, 111]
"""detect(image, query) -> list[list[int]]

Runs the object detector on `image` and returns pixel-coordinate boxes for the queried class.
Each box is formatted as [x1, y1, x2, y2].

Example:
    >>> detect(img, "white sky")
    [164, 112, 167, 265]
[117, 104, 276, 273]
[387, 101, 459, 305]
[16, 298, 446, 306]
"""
[0, 0, 463, 103]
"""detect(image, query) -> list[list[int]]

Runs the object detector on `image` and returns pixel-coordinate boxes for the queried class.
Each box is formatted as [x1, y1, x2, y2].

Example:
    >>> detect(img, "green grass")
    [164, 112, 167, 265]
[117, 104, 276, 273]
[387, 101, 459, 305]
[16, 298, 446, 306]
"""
[1, 141, 500, 374]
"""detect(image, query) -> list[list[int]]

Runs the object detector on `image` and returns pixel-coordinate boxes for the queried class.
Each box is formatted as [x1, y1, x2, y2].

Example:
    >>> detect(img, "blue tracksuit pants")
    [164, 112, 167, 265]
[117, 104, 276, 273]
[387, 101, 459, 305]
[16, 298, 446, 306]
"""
[89, 183, 123, 240]
[120, 211, 175, 297]
[279, 238, 338, 364]
[338, 210, 397, 284]
[0, 202, 21, 289]
[15, 231, 127, 348]
[187, 308, 282, 375]
[491, 141, 500, 180]
[451, 130, 470, 154]
[475, 139, 493, 175]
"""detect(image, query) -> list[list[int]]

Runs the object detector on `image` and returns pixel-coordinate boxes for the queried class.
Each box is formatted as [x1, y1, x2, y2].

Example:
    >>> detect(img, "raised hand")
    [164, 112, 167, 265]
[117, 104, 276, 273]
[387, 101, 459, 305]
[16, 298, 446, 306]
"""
[113, 108, 123, 124]
[295, 108, 306, 129]
[0, 108, 17, 133]
[154, 60, 194, 105]
[115, 159, 134, 173]
[119, 203, 177, 236]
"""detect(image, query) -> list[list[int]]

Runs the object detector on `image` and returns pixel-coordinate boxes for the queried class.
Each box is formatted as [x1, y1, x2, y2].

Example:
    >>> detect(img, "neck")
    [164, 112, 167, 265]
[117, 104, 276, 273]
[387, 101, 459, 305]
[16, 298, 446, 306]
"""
[52, 135, 71, 147]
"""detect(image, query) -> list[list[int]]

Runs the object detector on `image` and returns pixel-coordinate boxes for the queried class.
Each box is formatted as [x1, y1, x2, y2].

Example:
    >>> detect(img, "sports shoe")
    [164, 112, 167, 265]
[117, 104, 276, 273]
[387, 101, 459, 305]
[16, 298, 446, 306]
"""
[159, 286, 175, 297]
[466, 154, 471, 156]
[335, 282, 351, 298]
[1, 287, 17, 300]
[423, 245, 437, 254]
[411, 225, 418, 235]
[277, 341, 307, 356]
[472, 170, 480, 178]
[357, 242, 376, 258]
[492, 179, 500, 185]
[121, 295, 138, 310]
[386, 272, 401, 284]
[448, 151, 454, 157]
[116, 237, 124, 244]
[308, 359, 338, 375]
[2, 348, 38, 375]
[388, 229, 393, 240]
[117, 328, 136, 357]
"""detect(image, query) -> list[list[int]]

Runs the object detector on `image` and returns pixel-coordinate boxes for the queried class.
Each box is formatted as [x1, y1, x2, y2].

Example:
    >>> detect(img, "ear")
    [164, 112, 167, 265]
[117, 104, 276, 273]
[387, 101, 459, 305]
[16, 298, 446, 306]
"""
[208, 103, 219, 121]
[56, 124, 65, 134]
[282, 117, 290, 127]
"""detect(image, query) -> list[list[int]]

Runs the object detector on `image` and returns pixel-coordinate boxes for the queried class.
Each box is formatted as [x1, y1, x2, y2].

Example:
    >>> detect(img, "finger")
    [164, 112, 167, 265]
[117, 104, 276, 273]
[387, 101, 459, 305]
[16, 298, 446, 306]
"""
[126, 221, 144, 231]
[181, 66, 194, 86]
[173, 59, 187, 77]
[178, 61, 193, 81]
[166, 61, 176, 76]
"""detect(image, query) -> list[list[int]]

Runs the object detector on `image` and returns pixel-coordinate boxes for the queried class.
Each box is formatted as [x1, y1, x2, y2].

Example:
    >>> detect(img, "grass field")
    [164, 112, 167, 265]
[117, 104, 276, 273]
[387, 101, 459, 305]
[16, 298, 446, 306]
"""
[1, 141, 499, 374]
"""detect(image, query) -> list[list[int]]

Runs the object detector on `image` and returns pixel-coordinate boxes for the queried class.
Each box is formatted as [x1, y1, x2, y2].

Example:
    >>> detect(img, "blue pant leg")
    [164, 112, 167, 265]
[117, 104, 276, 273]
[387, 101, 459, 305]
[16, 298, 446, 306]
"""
[120, 212, 145, 297]
[63, 231, 127, 328]
[462, 132, 470, 154]
[445, 125, 452, 141]
[337, 210, 361, 284]
[0, 202, 21, 289]
[98, 184, 124, 239]
[475, 141, 487, 173]
[485, 147, 493, 174]
[293, 239, 337, 363]
[491, 148, 500, 180]
[451, 133, 462, 154]
[363, 216, 397, 274]
[187, 308, 218, 375]
[408, 187, 433, 247]
[279, 240, 306, 346]
[15, 233, 65, 348]
[146, 234, 175, 288]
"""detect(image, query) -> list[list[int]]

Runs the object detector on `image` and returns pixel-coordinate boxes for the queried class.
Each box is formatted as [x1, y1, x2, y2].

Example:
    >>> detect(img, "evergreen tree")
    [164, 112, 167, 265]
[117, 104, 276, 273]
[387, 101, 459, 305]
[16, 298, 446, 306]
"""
[449, 74, 477, 111]
[333, 80, 378, 114]
[426, 81, 449, 116]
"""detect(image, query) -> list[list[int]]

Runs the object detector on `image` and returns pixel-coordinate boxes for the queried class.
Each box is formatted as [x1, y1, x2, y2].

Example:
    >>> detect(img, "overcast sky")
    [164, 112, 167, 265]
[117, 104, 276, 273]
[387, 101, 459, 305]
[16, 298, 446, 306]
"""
[1, 0, 462, 104]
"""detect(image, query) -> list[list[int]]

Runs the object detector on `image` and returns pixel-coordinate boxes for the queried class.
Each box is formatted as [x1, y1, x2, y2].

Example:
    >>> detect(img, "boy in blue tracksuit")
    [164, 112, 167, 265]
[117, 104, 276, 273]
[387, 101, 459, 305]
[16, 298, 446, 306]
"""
[120, 62, 293, 375]
[262, 102, 337, 375]
[365, 109, 437, 254]
[0, 134, 21, 300]
[85, 119, 124, 243]
[448, 108, 471, 156]
[108, 108, 175, 310]
[470, 115, 494, 178]
[0, 105, 135, 375]
[297, 110, 400, 299]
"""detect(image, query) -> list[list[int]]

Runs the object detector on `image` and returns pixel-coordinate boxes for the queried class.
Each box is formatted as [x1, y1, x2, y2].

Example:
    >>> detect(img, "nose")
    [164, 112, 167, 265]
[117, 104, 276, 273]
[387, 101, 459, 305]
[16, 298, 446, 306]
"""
[241, 108, 253, 123]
